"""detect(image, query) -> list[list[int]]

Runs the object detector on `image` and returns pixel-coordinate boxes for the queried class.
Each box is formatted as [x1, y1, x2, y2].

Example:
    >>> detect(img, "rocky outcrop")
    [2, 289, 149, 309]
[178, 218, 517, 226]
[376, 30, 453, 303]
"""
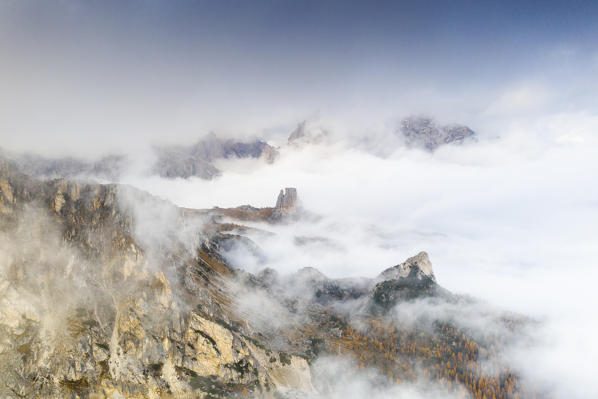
[253, 251, 443, 311]
[0, 164, 532, 399]
[376, 251, 435, 282]
[0, 163, 312, 398]
[274, 188, 298, 212]
[370, 271, 442, 310]
[153, 134, 279, 180]
[270, 188, 298, 221]
[209, 187, 301, 224]
[399, 116, 476, 151]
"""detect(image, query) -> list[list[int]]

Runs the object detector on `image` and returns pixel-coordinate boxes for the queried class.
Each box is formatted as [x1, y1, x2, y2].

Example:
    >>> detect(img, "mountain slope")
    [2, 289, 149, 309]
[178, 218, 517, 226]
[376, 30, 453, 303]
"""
[0, 162, 535, 399]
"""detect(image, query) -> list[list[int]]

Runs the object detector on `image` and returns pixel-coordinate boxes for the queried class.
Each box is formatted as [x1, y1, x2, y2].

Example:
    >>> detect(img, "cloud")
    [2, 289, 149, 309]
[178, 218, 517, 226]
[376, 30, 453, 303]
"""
[114, 114, 598, 398]
[304, 356, 470, 399]
[482, 84, 554, 117]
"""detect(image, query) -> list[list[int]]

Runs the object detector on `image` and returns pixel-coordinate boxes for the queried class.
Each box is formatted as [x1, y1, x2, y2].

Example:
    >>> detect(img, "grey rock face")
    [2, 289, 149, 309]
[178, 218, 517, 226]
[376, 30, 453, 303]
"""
[275, 188, 297, 213]
[152, 134, 279, 179]
[369, 252, 454, 311]
[0, 163, 532, 399]
[270, 188, 299, 221]
[370, 273, 440, 310]
[399, 116, 476, 151]
[258, 251, 442, 310]
[376, 251, 436, 282]
[0, 163, 313, 398]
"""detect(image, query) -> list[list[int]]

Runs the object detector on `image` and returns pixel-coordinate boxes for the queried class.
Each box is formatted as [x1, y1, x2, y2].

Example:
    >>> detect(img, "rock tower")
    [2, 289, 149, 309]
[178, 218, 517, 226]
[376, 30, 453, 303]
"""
[270, 187, 298, 221]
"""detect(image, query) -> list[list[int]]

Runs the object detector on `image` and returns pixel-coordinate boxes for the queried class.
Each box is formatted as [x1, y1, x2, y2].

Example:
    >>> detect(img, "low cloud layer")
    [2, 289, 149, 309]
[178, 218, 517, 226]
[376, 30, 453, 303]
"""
[1, 112, 596, 397]
[306, 356, 470, 399]
[114, 115, 598, 398]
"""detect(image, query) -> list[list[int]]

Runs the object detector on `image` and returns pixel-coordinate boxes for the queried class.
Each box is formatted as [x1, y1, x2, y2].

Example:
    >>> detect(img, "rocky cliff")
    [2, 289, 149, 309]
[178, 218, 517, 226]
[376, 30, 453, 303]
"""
[376, 252, 435, 282]
[270, 188, 298, 221]
[0, 162, 535, 399]
[398, 117, 476, 151]
[0, 162, 309, 398]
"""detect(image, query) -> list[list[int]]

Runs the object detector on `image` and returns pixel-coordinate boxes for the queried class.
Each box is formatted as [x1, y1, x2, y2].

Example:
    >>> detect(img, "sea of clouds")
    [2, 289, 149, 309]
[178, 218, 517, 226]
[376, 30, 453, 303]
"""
[112, 112, 598, 398]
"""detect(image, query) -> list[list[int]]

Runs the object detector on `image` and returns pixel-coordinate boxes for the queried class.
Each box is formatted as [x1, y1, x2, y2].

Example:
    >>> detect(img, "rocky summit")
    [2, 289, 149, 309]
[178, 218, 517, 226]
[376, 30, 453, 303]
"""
[0, 134, 279, 182]
[270, 188, 298, 221]
[209, 187, 301, 224]
[376, 251, 436, 282]
[0, 161, 535, 399]
[287, 121, 329, 146]
[399, 116, 476, 151]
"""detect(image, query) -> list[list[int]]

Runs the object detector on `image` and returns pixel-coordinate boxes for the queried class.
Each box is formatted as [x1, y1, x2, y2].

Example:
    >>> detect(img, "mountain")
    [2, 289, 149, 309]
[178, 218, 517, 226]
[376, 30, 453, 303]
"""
[398, 116, 476, 151]
[152, 133, 279, 179]
[0, 149, 128, 181]
[209, 187, 301, 223]
[287, 121, 329, 146]
[0, 134, 278, 182]
[0, 117, 478, 185]
[0, 162, 535, 398]
[0, 160, 310, 398]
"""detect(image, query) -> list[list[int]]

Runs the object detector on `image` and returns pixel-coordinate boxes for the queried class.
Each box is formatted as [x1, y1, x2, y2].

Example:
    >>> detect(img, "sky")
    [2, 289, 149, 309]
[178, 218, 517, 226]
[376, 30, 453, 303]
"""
[2, 1, 598, 397]
[1, 0, 598, 155]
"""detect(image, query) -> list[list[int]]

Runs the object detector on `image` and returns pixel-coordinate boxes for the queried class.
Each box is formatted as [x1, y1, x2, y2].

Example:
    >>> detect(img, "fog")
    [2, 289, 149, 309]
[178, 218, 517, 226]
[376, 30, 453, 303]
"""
[305, 356, 470, 399]
[112, 116, 598, 398]
[2, 1, 598, 397]
[2, 92, 597, 398]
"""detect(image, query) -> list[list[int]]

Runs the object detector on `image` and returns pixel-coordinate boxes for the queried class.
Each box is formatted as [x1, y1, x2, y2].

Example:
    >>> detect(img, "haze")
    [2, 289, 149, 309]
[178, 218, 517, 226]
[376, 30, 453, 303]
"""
[1, 1, 597, 398]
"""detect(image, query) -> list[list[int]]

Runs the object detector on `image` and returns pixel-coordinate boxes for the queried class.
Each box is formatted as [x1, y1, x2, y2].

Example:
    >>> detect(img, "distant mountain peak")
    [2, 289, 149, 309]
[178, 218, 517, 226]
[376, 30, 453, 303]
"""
[287, 120, 329, 146]
[152, 135, 279, 179]
[271, 187, 298, 220]
[0, 135, 280, 182]
[377, 251, 436, 282]
[399, 116, 476, 151]
[208, 187, 302, 223]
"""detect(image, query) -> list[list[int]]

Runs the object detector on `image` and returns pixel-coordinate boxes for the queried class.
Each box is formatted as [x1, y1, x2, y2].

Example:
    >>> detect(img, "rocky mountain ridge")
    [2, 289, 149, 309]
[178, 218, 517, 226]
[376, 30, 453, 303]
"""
[209, 187, 301, 224]
[0, 161, 313, 398]
[1, 116, 478, 184]
[0, 161, 534, 399]
[152, 133, 278, 180]
[398, 116, 476, 151]
[0, 134, 278, 182]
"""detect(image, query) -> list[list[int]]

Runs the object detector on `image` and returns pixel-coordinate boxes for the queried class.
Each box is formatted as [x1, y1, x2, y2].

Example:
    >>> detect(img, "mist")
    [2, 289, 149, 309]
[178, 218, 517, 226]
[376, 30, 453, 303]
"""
[2, 1, 598, 397]
[114, 118, 598, 398]
[305, 356, 471, 399]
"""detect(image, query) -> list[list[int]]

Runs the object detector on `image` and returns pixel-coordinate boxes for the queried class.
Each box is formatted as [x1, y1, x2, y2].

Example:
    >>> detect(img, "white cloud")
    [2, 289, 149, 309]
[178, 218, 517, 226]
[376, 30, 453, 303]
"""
[115, 113, 598, 397]
[482, 84, 554, 117]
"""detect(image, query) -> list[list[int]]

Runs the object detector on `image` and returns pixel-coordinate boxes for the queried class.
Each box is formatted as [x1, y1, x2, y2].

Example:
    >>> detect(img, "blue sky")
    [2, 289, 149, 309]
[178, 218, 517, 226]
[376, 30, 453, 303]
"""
[7, 1, 597, 77]
[1, 0, 598, 153]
